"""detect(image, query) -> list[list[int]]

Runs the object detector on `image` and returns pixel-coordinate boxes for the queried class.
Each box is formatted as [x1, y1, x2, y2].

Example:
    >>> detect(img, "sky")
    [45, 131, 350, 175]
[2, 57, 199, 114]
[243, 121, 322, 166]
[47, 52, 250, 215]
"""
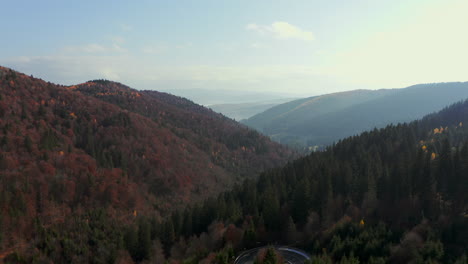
[1, 0, 467, 99]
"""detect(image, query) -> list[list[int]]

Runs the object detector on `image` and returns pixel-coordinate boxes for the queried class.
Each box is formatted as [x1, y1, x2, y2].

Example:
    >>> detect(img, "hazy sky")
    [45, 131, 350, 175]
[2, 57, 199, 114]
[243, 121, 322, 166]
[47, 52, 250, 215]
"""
[1, 0, 467, 97]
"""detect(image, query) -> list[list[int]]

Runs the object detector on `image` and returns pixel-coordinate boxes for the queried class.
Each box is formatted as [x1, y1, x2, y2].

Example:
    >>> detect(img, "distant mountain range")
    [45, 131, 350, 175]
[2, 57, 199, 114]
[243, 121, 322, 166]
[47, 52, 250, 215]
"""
[209, 98, 296, 121]
[160, 88, 296, 106]
[243, 82, 468, 148]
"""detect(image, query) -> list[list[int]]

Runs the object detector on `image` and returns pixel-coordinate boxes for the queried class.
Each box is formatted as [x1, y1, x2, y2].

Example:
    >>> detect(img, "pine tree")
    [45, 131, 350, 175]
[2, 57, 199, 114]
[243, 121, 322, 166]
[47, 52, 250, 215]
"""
[182, 209, 193, 237]
[162, 220, 175, 253]
[261, 187, 280, 231]
[137, 219, 151, 261]
[243, 220, 257, 248]
[283, 216, 297, 244]
[262, 247, 279, 264]
[24, 135, 33, 152]
[124, 226, 138, 260]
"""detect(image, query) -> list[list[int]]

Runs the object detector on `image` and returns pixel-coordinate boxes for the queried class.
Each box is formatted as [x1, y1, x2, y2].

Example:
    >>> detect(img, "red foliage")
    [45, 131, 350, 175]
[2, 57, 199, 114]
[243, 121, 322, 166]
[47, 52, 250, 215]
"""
[0, 67, 295, 249]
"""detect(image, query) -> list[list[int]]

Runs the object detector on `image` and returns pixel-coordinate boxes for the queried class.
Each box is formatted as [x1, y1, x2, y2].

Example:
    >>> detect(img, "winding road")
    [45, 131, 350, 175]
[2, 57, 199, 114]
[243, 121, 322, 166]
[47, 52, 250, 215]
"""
[234, 246, 311, 264]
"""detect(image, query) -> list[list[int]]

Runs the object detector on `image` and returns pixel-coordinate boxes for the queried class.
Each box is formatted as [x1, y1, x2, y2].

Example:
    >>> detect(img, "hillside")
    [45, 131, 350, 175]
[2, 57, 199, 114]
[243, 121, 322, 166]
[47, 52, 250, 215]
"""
[243, 83, 468, 148]
[10, 81, 468, 263]
[0, 67, 294, 259]
[69, 80, 293, 182]
[155, 98, 468, 263]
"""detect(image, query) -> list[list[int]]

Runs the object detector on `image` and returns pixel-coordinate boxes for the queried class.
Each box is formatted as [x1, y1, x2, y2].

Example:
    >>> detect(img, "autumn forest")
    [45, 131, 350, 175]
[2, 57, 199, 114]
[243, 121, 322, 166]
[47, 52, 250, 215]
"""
[0, 66, 467, 264]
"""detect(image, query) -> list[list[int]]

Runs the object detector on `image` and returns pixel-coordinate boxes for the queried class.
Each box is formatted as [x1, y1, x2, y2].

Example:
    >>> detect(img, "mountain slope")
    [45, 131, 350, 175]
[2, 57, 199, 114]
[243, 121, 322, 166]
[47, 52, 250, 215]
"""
[0, 67, 294, 254]
[14, 83, 468, 263]
[157, 98, 468, 263]
[70, 80, 294, 179]
[243, 82, 468, 148]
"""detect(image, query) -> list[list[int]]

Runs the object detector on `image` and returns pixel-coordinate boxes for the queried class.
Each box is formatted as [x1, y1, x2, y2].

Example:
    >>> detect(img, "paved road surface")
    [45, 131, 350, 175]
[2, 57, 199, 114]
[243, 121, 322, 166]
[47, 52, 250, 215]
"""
[234, 246, 310, 264]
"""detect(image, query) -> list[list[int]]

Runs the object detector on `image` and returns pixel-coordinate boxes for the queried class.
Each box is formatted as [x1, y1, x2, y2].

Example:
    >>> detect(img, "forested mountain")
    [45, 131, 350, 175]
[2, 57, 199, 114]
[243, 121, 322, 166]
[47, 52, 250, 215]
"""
[5, 65, 467, 263]
[0, 67, 294, 262]
[243, 83, 468, 149]
[69, 80, 294, 183]
[148, 97, 467, 263]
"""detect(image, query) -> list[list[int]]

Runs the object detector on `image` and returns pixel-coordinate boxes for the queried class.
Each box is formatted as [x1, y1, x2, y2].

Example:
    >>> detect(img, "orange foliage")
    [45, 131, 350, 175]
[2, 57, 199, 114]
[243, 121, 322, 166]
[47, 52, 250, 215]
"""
[0, 67, 294, 249]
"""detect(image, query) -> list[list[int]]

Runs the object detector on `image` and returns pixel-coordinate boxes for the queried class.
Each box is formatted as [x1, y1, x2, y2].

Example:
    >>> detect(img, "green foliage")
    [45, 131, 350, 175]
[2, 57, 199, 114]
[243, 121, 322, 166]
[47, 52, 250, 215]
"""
[0, 135, 7, 150]
[20, 102, 27, 120]
[254, 247, 280, 264]
[215, 251, 229, 264]
[37, 104, 46, 117]
[90, 79, 112, 84]
[454, 254, 467, 264]
[8, 192, 26, 217]
[339, 253, 360, 264]
[162, 220, 175, 252]
[24, 135, 32, 152]
[264, 248, 279, 264]
[40, 129, 60, 150]
[243, 229, 257, 249]
[367, 256, 386, 264]
[33, 210, 122, 263]
[3, 252, 28, 264]
[101, 112, 131, 128]
[137, 219, 152, 261]
[124, 226, 139, 261]
[419, 239, 444, 261]
[305, 253, 333, 264]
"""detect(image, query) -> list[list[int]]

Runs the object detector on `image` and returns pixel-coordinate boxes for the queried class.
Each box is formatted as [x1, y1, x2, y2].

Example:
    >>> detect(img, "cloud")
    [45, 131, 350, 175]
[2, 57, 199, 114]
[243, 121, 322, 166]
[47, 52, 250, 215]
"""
[247, 21, 314, 41]
[3, 52, 342, 95]
[141, 45, 168, 54]
[81, 44, 107, 53]
[111, 36, 125, 44]
[112, 43, 127, 53]
[63, 43, 126, 54]
[3, 55, 131, 84]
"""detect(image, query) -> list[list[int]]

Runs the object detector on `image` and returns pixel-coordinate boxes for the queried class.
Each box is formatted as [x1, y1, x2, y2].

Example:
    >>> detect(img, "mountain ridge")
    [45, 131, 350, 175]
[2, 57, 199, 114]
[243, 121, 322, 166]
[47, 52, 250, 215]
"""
[243, 82, 468, 148]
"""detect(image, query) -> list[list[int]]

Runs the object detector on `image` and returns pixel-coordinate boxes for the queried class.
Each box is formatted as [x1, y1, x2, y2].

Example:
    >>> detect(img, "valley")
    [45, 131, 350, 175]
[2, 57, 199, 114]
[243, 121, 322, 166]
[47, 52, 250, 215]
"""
[1, 1, 467, 262]
[0, 67, 467, 263]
